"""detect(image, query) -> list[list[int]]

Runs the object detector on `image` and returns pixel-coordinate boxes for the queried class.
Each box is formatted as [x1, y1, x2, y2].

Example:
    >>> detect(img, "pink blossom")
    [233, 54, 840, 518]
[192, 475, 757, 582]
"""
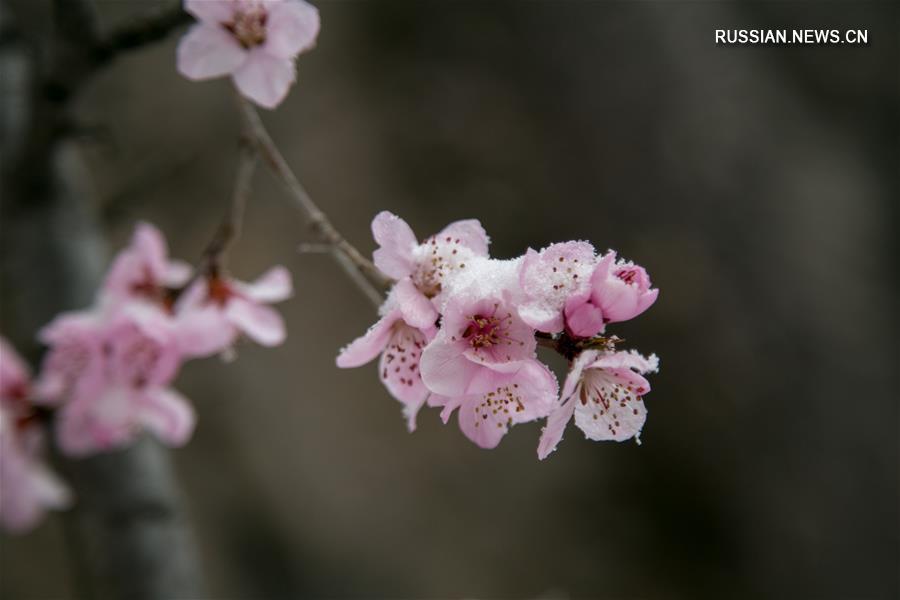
[371, 211, 489, 314]
[177, 0, 321, 109]
[564, 251, 659, 338]
[0, 340, 70, 532]
[38, 307, 195, 456]
[517, 241, 596, 333]
[431, 359, 557, 449]
[0, 409, 71, 533]
[1, 336, 31, 409]
[336, 280, 438, 431]
[419, 288, 536, 398]
[101, 222, 191, 309]
[175, 265, 293, 351]
[537, 349, 658, 459]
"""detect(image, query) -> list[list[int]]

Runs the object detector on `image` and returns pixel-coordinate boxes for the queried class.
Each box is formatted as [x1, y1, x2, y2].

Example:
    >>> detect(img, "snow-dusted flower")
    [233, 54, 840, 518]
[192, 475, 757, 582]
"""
[564, 251, 659, 338]
[38, 308, 195, 456]
[431, 359, 557, 449]
[101, 222, 191, 310]
[517, 241, 596, 333]
[371, 211, 490, 313]
[537, 349, 658, 459]
[175, 265, 293, 351]
[177, 0, 321, 109]
[419, 283, 536, 398]
[336, 280, 438, 430]
[0, 339, 71, 533]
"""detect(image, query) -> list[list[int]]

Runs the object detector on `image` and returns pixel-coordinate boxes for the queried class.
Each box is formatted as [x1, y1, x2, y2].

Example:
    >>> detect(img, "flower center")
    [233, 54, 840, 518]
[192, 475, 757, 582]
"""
[207, 276, 233, 307]
[463, 314, 502, 349]
[225, 8, 268, 49]
[615, 268, 637, 285]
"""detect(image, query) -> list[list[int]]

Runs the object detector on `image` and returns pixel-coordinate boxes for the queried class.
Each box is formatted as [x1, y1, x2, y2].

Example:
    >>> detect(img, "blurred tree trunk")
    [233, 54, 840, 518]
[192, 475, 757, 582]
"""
[0, 2, 205, 598]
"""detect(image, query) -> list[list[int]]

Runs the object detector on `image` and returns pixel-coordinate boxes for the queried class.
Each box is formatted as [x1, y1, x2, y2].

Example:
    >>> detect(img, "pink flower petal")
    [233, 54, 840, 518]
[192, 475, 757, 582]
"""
[164, 261, 193, 288]
[232, 50, 295, 109]
[185, 0, 236, 24]
[371, 211, 418, 280]
[455, 360, 557, 449]
[139, 388, 196, 447]
[573, 366, 651, 443]
[239, 265, 293, 303]
[224, 297, 286, 346]
[392, 278, 438, 330]
[517, 242, 595, 333]
[419, 336, 480, 397]
[437, 219, 490, 257]
[564, 294, 605, 338]
[378, 323, 430, 417]
[263, 0, 320, 59]
[537, 396, 576, 460]
[336, 310, 400, 368]
[174, 305, 237, 358]
[177, 24, 247, 80]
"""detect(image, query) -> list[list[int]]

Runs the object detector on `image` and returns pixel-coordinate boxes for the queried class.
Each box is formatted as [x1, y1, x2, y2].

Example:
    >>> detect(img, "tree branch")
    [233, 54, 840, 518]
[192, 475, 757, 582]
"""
[91, 4, 190, 69]
[235, 93, 391, 307]
[1, 6, 205, 598]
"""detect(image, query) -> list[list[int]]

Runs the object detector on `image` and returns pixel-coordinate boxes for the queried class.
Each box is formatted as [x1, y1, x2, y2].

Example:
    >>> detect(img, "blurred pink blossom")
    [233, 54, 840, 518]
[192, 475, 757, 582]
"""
[38, 307, 195, 456]
[1, 337, 31, 410]
[0, 409, 72, 533]
[177, 0, 320, 109]
[0, 338, 71, 533]
[175, 265, 293, 351]
[101, 222, 191, 310]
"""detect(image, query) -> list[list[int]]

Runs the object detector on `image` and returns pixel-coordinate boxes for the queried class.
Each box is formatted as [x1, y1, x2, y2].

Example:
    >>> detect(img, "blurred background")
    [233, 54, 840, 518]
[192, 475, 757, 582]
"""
[1, 1, 897, 598]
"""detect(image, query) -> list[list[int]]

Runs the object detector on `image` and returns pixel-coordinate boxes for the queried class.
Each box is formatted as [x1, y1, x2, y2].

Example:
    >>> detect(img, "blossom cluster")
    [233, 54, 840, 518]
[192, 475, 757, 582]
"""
[337, 212, 660, 458]
[0, 223, 291, 532]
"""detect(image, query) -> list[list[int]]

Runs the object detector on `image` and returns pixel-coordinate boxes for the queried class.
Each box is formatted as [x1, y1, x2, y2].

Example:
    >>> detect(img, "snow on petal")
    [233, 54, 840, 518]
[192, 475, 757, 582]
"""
[517, 242, 595, 333]
[588, 252, 658, 325]
[573, 367, 650, 443]
[437, 219, 490, 258]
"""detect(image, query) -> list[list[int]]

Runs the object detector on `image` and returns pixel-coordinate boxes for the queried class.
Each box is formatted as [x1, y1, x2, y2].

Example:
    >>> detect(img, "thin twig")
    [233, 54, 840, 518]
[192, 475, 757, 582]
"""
[235, 93, 391, 307]
[201, 139, 258, 274]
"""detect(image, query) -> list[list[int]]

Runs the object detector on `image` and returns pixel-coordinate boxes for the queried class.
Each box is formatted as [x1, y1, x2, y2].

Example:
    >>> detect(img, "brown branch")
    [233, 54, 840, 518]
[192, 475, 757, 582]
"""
[235, 93, 391, 307]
